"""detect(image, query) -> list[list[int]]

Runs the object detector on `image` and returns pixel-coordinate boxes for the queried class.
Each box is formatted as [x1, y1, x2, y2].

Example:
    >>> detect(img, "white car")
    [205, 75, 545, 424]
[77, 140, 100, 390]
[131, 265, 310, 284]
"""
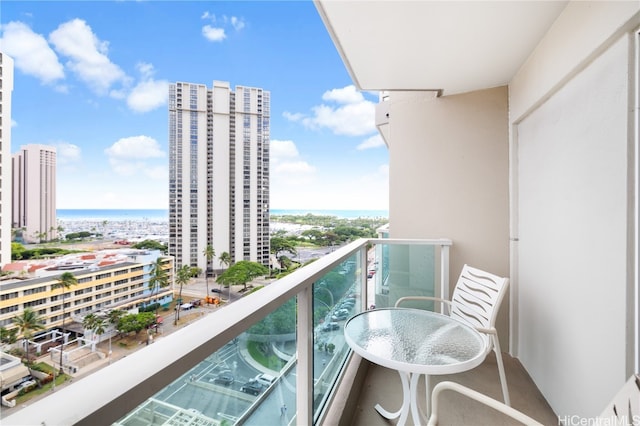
[17, 379, 36, 391]
[253, 373, 276, 387]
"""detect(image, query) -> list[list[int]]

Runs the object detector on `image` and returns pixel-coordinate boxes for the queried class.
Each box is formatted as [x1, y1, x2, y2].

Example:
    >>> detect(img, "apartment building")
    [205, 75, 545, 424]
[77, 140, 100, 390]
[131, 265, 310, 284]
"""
[0, 249, 174, 336]
[11, 144, 57, 244]
[0, 53, 14, 268]
[168, 81, 270, 273]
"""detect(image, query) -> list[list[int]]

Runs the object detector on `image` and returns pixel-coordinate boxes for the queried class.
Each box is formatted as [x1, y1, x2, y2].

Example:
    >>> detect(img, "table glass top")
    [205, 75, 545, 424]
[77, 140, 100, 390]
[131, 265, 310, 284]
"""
[343, 308, 486, 373]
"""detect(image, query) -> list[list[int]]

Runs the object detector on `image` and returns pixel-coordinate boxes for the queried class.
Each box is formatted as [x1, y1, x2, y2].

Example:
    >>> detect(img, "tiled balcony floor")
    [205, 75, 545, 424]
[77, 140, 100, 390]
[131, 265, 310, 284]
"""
[348, 352, 558, 426]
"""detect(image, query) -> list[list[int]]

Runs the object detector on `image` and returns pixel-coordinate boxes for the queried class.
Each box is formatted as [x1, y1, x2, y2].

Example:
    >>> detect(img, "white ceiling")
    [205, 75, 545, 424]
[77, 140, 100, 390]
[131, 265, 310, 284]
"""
[314, 1, 568, 95]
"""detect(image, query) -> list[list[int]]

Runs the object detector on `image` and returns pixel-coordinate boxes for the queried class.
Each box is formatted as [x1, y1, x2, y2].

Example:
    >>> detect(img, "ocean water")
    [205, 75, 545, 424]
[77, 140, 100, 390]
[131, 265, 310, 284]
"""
[57, 208, 388, 221]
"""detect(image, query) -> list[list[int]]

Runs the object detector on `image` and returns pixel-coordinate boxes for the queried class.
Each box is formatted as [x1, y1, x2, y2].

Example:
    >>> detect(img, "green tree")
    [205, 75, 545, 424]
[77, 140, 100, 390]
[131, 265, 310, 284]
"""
[131, 239, 168, 254]
[83, 314, 106, 346]
[116, 312, 156, 336]
[248, 298, 296, 335]
[300, 229, 324, 243]
[148, 258, 169, 315]
[92, 317, 106, 344]
[216, 260, 268, 291]
[12, 242, 26, 260]
[218, 252, 231, 292]
[82, 313, 97, 332]
[203, 245, 215, 302]
[174, 265, 191, 324]
[270, 237, 298, 258]
[12, 308, 45, 364]
[53, 272, 77, 373]
[0, 326, 18, 344]
[107, 309, 125, 358]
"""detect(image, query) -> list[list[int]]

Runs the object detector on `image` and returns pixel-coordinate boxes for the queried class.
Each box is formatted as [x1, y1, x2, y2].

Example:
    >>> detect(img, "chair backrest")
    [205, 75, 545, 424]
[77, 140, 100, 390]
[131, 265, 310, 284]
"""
[599, 374, 640, 423]
[449, 264, 509, 332]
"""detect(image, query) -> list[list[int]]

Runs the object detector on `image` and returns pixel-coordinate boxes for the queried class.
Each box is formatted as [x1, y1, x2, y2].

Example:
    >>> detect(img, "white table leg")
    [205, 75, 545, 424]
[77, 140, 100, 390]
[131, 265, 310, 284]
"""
[375, 370, 411, 425]
[409, 373, 422, 424]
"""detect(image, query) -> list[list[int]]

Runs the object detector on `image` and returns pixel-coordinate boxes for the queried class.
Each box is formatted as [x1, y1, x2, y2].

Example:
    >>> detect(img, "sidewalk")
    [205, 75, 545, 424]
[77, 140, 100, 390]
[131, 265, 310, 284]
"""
[16, 299, 229, 414]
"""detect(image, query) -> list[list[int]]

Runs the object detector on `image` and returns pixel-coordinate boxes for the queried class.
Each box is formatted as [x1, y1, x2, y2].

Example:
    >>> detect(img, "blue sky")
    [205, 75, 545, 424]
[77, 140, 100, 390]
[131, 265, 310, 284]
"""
[0, 1, 389, 211]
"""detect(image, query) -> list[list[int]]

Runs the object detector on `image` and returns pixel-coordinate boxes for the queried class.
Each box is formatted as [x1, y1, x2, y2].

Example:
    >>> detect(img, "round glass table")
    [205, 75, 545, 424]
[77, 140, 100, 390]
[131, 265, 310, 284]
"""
[343, 307, 487, 425]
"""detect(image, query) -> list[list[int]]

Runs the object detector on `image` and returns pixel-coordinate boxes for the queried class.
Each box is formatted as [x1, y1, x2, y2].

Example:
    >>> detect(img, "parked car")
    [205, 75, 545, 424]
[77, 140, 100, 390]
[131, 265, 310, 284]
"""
[213, 371, 234, 385]
[321, 322, 340, 332]
[253, 373, 277, 388]
[339, 302, 354, 311]
[16, 379, 37, 392]
[211, 288, 222, 294]
[240, 380, 265, 396]
[331, 311, 349, 321]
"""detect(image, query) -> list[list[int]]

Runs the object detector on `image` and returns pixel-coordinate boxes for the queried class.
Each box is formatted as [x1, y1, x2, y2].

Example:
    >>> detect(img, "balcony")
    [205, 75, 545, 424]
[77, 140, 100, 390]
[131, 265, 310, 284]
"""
[3, 238, 556, 425]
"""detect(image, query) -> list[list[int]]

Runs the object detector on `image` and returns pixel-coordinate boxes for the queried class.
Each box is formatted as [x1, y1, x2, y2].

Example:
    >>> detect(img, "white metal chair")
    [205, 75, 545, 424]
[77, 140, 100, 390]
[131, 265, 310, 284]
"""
[428, 374, 640, 426]
[395, 264, 511, 406]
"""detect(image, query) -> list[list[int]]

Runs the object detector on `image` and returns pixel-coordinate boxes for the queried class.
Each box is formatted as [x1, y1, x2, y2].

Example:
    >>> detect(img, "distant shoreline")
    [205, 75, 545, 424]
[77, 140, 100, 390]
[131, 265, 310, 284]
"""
[57, 208, 389, 221]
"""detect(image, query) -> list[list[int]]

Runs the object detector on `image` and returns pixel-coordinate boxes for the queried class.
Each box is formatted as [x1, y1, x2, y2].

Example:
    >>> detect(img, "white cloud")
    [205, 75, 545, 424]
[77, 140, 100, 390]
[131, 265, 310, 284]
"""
[230, 16, 245, 31]
[49, 19, 129, 96]
[274, 161, 316, 175]
[105, 135, 164, 159]
[357, 134, 385, 150]
[54, 142, 82, 165]
[201, 12, 245, 42]
[0, 21, 65, 84]
[202, 25, 226, 42]
[270, 139, 316, 185]
[282, 111, 304, 122]
[271, 139, 300, 160]
[322, 85, 364, 104]
[286, 85, 377, 137]
[105, 135, 165, 177]
[144, 165, 168, 180]
[127, 63, 168, 113]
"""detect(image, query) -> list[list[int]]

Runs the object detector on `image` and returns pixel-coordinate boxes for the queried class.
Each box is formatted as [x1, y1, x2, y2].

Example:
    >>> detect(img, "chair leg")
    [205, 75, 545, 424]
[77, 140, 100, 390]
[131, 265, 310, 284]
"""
[492, 334, 511, 406]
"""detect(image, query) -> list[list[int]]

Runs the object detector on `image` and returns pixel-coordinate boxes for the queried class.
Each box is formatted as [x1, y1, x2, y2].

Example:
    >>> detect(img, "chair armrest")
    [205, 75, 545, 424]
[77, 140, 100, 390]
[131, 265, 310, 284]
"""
[474, 326, 497, 335]
[427, 381, 543, 426]
[395, 296, 452, 309]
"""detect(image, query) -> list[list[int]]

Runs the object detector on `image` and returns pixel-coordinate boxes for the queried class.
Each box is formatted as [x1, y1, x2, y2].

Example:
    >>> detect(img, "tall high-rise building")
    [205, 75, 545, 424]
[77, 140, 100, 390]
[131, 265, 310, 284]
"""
[0, 53, 14, 267]
[168, 81, 270, 273]
[12, 144, 57, 243]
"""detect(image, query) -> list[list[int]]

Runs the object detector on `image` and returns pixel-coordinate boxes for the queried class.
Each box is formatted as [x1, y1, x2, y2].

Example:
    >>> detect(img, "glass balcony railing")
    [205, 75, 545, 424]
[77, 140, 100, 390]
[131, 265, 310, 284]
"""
[2, 238, 451, 426]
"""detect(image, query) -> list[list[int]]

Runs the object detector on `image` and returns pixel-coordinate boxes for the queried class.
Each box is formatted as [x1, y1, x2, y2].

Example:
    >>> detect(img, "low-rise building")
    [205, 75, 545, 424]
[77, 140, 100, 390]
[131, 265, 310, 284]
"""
[0, 249, 174, 337]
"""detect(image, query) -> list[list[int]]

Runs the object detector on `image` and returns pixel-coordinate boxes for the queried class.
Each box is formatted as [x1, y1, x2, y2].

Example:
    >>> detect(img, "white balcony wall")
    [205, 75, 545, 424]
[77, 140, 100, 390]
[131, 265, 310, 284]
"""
[509, 2, 639, 418]
[385, 87, 510, 350]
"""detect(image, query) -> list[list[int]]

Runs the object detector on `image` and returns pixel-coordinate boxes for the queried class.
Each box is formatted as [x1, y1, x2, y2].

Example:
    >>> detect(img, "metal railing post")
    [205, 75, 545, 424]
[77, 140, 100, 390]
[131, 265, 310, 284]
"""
[297, 284, 313, 424]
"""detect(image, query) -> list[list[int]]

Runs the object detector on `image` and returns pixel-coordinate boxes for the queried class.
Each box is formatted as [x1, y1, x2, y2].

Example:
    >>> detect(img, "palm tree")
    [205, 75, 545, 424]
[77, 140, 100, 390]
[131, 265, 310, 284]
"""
[12, 308, 45, 365]
[82, 313, 97, 333]
[91, 317, 106, 348]
[148, 258, 169, 315]
[174, 265, 192, 325]
[52, 272, 77, 373]
[218, 251, 231, 293]
[203, 245, 215, 303]
[107, 310, 125, 362]
[82, 313, 105, 348]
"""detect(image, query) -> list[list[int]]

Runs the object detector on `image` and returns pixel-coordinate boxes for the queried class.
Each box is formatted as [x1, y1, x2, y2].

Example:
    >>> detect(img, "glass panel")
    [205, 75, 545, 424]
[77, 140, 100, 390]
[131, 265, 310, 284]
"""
[312, 253, 361, 420]
[370, 243, 439, 310]
[115, 296, 298, 426]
